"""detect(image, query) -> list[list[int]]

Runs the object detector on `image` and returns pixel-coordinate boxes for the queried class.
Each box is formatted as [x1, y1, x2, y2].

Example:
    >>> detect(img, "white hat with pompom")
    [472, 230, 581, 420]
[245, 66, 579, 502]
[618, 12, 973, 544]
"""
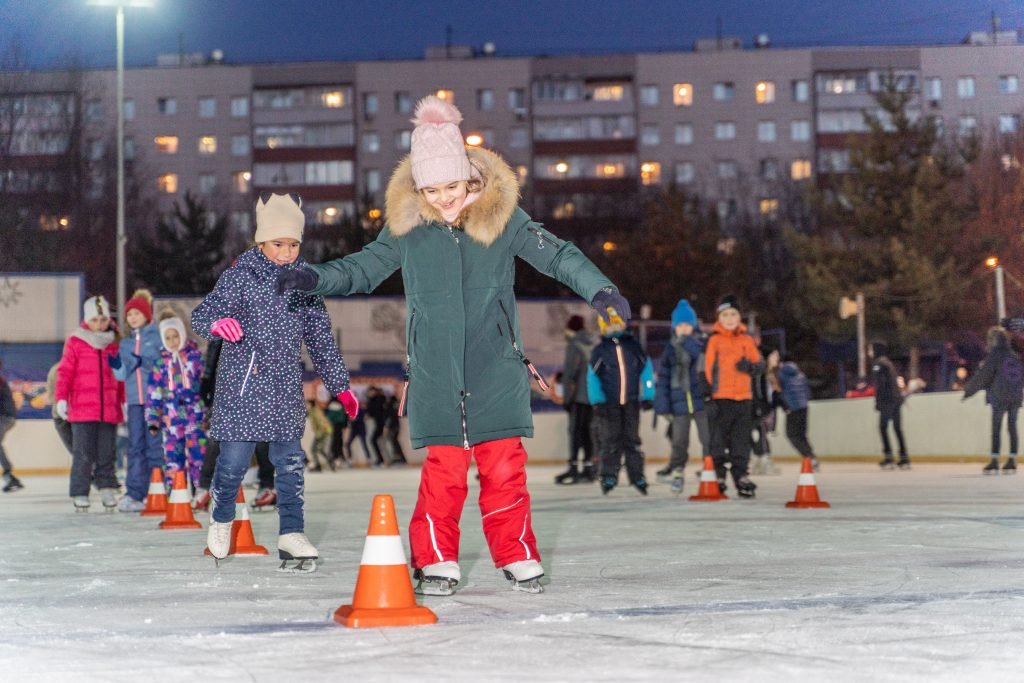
[410, 95, 471, 189]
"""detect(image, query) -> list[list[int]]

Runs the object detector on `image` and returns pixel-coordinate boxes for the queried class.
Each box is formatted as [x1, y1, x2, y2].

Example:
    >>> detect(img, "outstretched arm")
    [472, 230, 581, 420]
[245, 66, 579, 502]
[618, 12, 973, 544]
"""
[292, 227, 402, 297]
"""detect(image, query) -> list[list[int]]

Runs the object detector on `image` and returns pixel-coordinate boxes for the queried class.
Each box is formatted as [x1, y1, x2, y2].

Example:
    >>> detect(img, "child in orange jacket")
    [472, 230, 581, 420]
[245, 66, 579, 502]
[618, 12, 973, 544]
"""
[704, 295, 762, 498]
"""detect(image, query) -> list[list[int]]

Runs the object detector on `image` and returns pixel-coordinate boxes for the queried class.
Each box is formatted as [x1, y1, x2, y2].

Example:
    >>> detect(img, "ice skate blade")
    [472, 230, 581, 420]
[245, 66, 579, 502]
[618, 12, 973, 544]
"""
[414, 577, 458, 596]
[503, 570, 545, 593]
[74, 507, 90, 513]
[277, 559, 317, 573]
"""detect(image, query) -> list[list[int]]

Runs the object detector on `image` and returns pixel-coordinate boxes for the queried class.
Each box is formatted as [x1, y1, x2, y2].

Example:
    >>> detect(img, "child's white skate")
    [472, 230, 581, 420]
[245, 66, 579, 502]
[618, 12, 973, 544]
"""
[413, 561, 460, 596]
[99, 488, 118, 512]
[72, 496, 90, 512]
[207, 521, 232, 565]
[502, 559, 545, 594]
[277, 532, 318, 573]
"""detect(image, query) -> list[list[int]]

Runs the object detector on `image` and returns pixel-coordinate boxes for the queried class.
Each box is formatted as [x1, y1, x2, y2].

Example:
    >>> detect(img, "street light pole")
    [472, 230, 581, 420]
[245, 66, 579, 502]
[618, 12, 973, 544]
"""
[995, 264, 1006, 322]
[115, 3, 125, 322]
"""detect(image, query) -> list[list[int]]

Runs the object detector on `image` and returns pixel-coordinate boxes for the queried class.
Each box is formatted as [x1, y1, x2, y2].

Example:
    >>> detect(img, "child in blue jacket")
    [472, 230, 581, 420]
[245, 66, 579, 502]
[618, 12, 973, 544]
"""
[587, 309, 655, 495]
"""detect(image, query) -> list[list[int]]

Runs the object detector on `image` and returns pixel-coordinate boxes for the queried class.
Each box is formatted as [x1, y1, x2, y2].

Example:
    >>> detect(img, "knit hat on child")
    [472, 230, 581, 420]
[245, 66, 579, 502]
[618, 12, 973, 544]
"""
[716, 294, 741, 316]
[254, 192, 304, 244]
[410, 95, 472, 190]
[125, 289, 153, 323]
[671, 299, 698, 328]
[83, 295, 110, 321]
[159, 317, 187, 352]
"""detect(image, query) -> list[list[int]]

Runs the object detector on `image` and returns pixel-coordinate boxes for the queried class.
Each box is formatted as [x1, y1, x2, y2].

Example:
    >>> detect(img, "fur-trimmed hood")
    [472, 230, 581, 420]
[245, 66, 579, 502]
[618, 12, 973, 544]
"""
[384, 146, 520, 246]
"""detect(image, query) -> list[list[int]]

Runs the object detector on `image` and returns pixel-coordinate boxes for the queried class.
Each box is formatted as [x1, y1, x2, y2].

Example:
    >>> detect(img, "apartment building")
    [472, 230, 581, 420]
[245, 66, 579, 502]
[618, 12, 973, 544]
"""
[4, 30, 1023, 237]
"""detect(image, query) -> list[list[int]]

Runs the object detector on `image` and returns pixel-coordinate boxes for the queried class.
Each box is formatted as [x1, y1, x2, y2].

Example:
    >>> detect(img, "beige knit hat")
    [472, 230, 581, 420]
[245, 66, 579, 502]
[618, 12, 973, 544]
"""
[254, 192, 304, 243]
[410, 95, 472, 189]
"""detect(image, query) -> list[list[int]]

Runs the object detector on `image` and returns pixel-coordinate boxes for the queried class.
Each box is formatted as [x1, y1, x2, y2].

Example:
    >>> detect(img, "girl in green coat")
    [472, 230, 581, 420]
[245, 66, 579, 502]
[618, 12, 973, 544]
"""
[279, 95, 630, 594]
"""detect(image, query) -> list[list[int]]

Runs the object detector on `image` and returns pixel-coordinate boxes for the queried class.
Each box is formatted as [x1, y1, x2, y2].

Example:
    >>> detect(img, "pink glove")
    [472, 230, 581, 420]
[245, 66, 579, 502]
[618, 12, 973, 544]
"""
[338, 390, 359, 420]
[210, 317, 243, 342]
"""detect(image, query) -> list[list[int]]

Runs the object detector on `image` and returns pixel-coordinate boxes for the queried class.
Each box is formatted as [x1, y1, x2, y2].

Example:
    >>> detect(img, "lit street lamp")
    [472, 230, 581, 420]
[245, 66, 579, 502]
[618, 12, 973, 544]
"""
[986, 256, 1006, 322]
[87, 0, 154, 321]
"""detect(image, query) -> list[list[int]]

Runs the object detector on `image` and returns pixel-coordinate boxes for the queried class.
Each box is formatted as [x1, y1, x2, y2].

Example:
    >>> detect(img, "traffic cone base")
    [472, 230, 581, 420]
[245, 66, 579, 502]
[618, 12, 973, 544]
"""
[786, 457, 831, 508]
[334, 494, 437, 628]
[204, 486, 268, 555]
[689, 455, 728, 502]
[140, 467, 168, 516]
[159, 471, 203, 529]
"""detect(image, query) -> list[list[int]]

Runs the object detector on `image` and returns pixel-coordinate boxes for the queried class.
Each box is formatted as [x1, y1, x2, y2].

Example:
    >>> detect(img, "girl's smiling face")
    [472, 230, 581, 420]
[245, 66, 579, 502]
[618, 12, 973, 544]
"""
[422, 180, 468, 223]
[125, 308, 147, 330]
[260, 238, 301, 266]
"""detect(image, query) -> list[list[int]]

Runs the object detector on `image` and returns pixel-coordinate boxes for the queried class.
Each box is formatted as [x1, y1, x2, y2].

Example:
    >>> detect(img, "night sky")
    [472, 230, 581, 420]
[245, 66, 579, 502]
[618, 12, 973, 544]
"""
[1, 0, 1023, 69]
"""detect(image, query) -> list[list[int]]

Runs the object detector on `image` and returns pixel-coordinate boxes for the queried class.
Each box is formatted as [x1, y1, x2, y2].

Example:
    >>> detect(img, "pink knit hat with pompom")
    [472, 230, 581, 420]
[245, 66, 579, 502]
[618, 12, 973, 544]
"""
[410, 95, 472, 189]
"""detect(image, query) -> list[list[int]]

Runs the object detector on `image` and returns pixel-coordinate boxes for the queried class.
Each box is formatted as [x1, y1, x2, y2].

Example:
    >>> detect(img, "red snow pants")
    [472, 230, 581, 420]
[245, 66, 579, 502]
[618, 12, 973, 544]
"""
[409, 437, 540, 569]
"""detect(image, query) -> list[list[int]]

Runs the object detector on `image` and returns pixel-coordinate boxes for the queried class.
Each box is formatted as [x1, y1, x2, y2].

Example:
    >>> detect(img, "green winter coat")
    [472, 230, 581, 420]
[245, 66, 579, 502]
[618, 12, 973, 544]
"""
[308, 147, 614, 449]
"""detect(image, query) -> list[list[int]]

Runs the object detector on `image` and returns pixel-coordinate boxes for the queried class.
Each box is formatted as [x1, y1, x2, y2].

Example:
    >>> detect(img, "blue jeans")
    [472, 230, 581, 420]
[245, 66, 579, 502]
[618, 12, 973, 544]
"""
[212, 440, 305, 535]
[125, 405, 165, 501]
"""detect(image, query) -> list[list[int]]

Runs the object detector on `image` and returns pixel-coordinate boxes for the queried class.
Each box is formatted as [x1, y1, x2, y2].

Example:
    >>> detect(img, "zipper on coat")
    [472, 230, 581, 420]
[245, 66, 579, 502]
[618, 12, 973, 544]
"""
[527, 225, 559, 250]
[447, 224, 459, 244]
[98, 350, 105, 422]
[614, 339, 627, 405]
[240, 350, 256, 396]
[459, 395, 470, 450]
[134, 331, 143, 401]
[498, 301, 549, 391]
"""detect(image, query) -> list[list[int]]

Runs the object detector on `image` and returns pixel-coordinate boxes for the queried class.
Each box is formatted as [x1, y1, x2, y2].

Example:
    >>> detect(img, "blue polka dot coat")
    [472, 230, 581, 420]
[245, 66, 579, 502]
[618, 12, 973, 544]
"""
[191, 247, 350, 442]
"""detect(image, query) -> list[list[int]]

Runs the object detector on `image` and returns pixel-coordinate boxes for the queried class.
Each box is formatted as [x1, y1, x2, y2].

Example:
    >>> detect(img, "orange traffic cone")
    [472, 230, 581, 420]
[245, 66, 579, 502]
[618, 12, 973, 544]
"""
[334, 494, 437, 628]
[689, 455, 728, 501]
[785, 456, 831, 508]
[140, 467, 168, 517]
[159, 470, 203, 529]
[205, 486, 268, 556]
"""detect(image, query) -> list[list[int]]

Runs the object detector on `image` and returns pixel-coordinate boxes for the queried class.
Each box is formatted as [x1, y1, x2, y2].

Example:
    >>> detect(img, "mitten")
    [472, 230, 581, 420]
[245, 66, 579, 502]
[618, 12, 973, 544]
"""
[210, 318, 243, 342]
[736, 358, 753, 373]
[56, 400, 68, 419]
[277, 268, 319, 295]
[107, 353, 122, 370]
[591, 287, 632, 323]
[338, 389, 359, 420]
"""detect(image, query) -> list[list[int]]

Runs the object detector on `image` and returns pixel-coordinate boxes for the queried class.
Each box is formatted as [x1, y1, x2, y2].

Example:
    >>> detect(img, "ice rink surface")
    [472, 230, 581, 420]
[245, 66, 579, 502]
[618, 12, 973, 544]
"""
[2, 461, 1023, 682]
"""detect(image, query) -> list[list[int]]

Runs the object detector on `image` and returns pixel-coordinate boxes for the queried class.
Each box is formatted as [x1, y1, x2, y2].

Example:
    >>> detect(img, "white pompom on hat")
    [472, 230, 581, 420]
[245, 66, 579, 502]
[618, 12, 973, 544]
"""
[254, 192, 305, 243]
[83, 295, 110, 322]
[410, 95, 472, 189]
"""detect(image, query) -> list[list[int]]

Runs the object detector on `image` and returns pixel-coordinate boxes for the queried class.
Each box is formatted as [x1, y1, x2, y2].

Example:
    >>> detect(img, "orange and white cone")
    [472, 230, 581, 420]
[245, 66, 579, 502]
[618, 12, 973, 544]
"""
[140, 467, 168, 517]
[204, 486, 268, 556]
[785, 456, 831, 508]
[689, 455, 728, 501]
[159, 470, 203, 529]
[334, 494, 437, 628]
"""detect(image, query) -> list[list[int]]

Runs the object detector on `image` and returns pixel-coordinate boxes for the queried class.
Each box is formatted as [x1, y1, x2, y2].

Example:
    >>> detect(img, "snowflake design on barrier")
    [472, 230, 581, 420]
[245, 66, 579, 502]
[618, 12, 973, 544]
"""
[0, 277, 22, 308]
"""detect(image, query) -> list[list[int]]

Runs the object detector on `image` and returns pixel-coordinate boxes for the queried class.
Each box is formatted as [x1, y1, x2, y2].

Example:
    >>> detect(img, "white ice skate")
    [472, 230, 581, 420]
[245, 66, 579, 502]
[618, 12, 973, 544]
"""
[413, 561, 461, 596]
[72, 496, 90, 512]
[502, 559, 545, 594]
[277, 532, 318, 573]
[99, 488, 118, 512]
[117, 495, 145, 513]
[207, 521, 232, 564]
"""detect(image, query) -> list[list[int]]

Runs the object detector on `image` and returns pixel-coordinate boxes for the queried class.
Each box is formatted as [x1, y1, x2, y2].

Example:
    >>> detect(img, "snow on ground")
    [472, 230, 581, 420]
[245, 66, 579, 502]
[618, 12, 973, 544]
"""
[2, 461, 1023, 682]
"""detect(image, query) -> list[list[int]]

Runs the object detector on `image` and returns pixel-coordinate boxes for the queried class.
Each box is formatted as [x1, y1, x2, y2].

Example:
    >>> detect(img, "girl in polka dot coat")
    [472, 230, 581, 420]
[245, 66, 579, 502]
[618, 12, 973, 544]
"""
[191, 192, 356, 566]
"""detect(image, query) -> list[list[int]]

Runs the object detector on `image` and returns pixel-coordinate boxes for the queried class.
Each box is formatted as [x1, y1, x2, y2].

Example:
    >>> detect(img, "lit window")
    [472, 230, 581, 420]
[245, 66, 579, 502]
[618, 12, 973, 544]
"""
[674, 123, 693, 145]
[231, 135, 249, 156]
[641, 124, 660, 146]
[435, 89, 455, 103]
[39, 214, 71, 231]
[233, 171, 251, 193]
[757, 121, 777, 142]
[554, 161, 570, 175]
[199, 173, 217, 194]
[791, 120, 811, 141]
[999, 114, 1019, 134]
[321, 91, 345, 108]
[199, 97, 216, 118]
[759, 198, 779, 218]
[674, 161, 694, 185]
[123, 98, 135, 121]
[552, 202, 576, 219]
[714, 121, 736, 140]
[231, 96, 249, 117]
[957, 77, 975, 99]
[198, 136, 217, 155]
[756, 81, 775, 104]
[924, 77, 942, 100]
[640, 162, 661, 186]
[999, 75, 1019, 95]
[1001, 155, 1021, 171]
[672, 83, 693, 106]
[640, 85, 659, 106]
[154, 136, 178, 154]
[476, 88, 494, 111]
[589, 84, 625, 101]
[316, 205, 344, 224]
[157, 97, 176, 115]
[362, 132, 380, 154]
[791, 80, 809, 102]
[717, 160, 738, 179]
[713, 82, 735, 101]
[157, 174, 178, 193]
